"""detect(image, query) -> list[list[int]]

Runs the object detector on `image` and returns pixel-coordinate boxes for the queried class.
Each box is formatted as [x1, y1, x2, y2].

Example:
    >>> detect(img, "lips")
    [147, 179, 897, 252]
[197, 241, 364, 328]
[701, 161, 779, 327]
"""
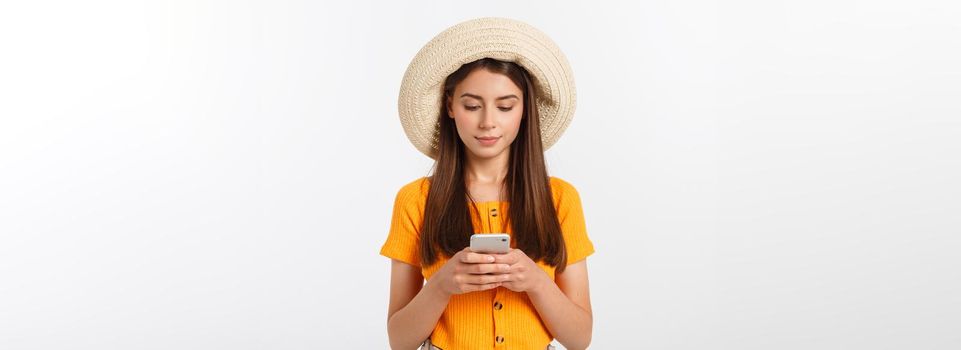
[475, 136, 501, 146]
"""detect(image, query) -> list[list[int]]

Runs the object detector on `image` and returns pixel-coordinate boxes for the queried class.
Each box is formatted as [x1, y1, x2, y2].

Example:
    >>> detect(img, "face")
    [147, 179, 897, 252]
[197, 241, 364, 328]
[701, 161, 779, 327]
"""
[446, 68, 524, 161]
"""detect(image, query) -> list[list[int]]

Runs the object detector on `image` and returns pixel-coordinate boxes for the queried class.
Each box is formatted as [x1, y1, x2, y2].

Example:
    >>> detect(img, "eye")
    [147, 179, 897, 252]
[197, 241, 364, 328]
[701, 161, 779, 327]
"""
[498, 106, 514, 112]
[465, 105, 481, 111]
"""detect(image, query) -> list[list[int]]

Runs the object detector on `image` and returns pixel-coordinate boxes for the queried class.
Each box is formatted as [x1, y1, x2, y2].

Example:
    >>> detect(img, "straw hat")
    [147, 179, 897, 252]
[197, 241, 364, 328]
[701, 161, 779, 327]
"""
[397, 17, 577, 159]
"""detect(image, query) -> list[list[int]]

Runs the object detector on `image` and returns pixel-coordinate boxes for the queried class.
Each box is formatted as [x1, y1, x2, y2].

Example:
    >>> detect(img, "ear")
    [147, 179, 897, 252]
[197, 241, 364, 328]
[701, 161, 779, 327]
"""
[446, 100, 455, 118]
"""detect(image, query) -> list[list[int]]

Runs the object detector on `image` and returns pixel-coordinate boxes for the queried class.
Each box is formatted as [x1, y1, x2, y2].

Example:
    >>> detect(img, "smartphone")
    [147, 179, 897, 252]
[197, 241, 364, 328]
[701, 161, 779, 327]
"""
[469, 233, 511, 254]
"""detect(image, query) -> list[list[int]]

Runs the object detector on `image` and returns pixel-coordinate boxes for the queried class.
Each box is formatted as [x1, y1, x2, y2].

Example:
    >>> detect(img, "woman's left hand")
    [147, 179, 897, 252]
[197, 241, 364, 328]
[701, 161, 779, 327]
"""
[491, 249, 551, 294]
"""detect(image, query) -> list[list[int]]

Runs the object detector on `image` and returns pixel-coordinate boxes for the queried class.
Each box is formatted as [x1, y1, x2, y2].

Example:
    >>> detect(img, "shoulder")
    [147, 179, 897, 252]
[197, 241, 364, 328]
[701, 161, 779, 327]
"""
[549, 176, 583, 209]
[394, 176, 430, 206]
[549, 176, 580, 198]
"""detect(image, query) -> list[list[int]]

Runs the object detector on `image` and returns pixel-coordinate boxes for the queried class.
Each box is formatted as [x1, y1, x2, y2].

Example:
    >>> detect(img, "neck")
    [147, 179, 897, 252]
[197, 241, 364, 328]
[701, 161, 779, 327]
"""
[465, 149, 510, 184]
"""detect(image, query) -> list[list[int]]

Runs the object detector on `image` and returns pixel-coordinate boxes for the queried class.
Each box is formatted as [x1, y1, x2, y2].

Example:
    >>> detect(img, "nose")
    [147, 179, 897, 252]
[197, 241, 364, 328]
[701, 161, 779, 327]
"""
[479, 106, 496, 129]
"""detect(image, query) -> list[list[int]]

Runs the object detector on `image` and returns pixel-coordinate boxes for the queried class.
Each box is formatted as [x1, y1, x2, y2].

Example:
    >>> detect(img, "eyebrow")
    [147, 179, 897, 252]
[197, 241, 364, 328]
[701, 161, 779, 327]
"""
[459, 93, 519, 101]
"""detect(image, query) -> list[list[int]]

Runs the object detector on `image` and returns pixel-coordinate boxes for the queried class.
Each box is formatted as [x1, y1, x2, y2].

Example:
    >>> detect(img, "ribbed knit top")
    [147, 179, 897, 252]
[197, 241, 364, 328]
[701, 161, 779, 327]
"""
[380, 176, 595, 349]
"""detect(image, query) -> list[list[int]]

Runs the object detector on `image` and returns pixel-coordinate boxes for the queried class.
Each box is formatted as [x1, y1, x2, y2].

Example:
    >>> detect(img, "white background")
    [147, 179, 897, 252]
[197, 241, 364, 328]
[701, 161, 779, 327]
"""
[1, 1, 960, 349]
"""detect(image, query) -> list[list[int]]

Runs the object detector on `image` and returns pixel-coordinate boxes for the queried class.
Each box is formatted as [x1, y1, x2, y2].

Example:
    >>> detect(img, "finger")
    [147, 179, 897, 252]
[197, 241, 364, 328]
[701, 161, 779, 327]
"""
[464, 274, 511, 285]
[464, 282, 501, 292]
[452, 247, 469, 259]
[491, 253, 518, 265]
[460, 252, 495, 264]
[469, 263, 511, 274]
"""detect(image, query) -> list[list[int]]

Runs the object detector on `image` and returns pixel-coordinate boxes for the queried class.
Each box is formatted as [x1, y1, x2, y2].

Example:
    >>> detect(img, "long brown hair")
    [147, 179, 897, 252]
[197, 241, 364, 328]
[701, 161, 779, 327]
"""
[419, 58, 568, 273]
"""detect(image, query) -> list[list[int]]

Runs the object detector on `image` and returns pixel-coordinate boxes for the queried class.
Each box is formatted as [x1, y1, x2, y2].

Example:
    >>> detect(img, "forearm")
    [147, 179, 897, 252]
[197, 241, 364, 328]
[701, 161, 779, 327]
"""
[527, 280, 593, 350]
[387, 280, 450, 350]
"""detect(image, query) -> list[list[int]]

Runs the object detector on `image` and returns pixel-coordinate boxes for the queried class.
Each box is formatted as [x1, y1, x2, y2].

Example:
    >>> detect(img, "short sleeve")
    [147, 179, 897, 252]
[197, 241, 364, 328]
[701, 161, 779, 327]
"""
[379, 178, 428, 267]
[551, 177, 595, 265]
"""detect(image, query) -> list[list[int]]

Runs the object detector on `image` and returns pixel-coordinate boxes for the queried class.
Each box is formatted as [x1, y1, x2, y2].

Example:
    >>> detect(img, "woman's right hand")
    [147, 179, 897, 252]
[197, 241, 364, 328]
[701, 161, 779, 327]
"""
[429, 247, 512, 297]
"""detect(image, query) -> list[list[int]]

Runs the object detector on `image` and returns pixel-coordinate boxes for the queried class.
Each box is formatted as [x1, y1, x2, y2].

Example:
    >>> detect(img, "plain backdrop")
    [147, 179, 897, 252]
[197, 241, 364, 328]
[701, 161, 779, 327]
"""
[1, 0, 960, 349]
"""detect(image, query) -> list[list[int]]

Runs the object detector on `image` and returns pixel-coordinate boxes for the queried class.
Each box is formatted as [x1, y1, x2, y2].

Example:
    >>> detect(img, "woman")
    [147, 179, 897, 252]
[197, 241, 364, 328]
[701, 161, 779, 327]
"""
[381, 18, 595, 350]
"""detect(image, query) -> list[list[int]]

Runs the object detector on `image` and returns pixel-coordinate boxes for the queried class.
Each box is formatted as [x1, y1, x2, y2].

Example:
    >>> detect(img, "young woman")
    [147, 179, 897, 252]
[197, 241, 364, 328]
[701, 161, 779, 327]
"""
[381, 18, 595, 350]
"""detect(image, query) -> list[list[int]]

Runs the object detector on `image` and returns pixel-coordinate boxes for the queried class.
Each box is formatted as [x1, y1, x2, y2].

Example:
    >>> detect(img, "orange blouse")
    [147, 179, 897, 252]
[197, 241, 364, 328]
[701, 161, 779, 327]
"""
[380, 176, 595, 349]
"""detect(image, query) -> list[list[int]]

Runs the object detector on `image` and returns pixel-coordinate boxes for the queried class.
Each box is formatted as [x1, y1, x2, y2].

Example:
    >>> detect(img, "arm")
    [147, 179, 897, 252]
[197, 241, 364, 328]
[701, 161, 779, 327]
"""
[386, 259, 450, 350]
[527, 260, 593, 350]
[527, 260, 594, 350]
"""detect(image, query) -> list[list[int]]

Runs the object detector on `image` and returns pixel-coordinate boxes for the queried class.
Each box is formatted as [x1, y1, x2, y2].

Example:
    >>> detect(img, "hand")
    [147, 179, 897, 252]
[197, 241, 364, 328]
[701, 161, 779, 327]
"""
[429, 247, 513, 297]
[490, 249, 551, 294]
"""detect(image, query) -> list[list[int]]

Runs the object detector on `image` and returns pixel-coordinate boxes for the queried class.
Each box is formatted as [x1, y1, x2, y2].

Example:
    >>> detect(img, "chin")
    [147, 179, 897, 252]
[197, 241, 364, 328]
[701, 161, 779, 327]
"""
[467, 147, 508, 159]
